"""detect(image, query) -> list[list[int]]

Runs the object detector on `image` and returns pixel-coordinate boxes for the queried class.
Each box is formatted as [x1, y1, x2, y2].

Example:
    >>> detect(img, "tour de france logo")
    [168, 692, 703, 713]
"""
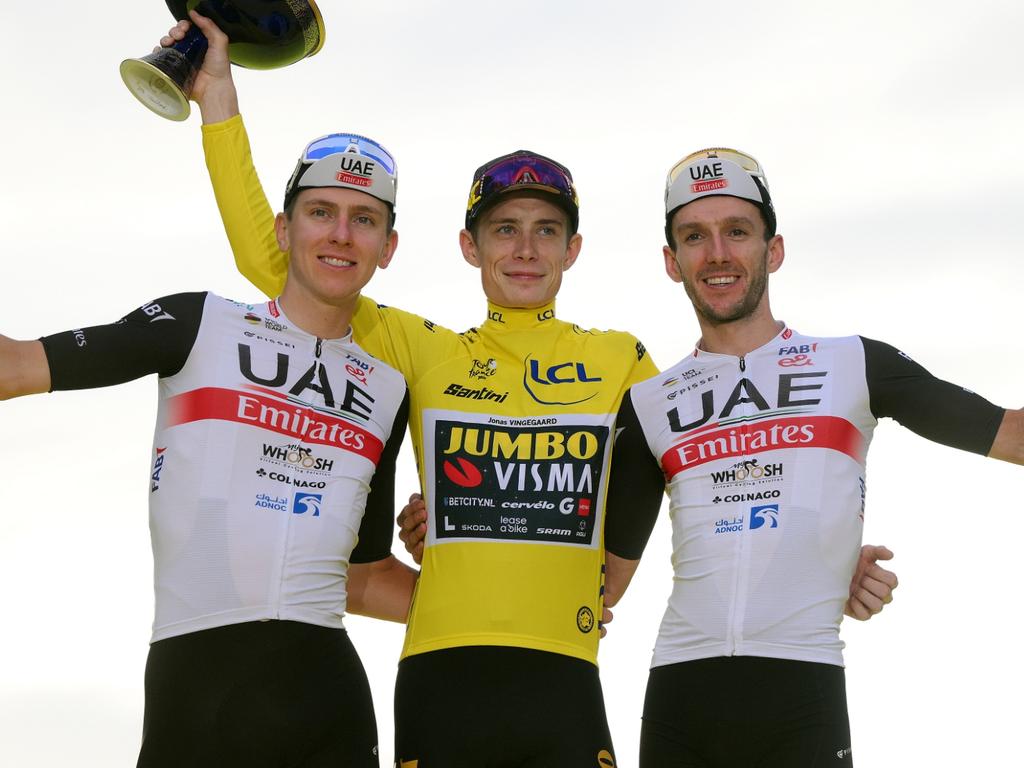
[576, 606, 595, 634]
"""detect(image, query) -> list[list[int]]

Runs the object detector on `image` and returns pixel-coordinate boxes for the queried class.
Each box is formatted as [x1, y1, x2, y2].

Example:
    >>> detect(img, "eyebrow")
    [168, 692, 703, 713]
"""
[489, 216, 564, 227]
[677, 215, 756, 230]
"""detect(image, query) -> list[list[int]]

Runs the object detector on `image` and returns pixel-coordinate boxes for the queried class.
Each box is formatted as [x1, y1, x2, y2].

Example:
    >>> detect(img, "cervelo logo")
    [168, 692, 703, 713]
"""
[523, 355, 602, 406]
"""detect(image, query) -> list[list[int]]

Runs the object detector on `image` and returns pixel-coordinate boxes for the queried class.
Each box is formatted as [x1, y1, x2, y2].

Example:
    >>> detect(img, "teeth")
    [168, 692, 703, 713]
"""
[706, 276, 738, 286]
[320, 256, 354, 267]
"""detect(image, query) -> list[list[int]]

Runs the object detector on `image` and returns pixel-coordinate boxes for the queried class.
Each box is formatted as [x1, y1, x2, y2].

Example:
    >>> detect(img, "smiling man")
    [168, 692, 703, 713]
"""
[613, 148, 1024, 767]
[0, 133, 414, 767]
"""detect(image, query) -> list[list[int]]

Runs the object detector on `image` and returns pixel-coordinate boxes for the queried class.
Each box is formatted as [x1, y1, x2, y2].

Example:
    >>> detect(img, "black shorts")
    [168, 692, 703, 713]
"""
[394, 646, 617, 768]
[137, 620, 379, 768]
[640, 656, 852, 768]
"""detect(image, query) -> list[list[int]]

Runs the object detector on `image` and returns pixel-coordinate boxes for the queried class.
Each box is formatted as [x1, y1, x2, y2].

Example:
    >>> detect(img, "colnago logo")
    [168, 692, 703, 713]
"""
[662, 415, 864, 476]
[262, 444, 336, 472]
[710, 460, 783, 484]
[713, 489, 780, 504]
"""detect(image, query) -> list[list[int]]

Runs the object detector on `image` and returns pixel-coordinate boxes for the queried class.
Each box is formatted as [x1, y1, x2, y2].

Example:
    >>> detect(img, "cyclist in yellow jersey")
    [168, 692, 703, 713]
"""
[164, 13, 898, 766]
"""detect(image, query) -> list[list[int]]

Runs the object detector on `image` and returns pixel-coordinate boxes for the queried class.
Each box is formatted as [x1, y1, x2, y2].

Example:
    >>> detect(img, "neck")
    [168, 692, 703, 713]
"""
[695, 303, 783, 357]
[277, 282, 356, 340]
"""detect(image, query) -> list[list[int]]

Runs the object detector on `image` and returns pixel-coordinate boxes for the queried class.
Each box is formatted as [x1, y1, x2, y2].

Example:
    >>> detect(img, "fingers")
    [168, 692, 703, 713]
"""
[396, 494, 428, 565]
[189, 9, 228, 45]
[861, 544, 894, 563]
[599, 607, 613, 638]
[866, 563, 899, 592]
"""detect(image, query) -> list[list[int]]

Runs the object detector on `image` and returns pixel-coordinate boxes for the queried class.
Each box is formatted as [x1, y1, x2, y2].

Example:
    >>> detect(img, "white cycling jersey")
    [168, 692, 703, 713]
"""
[621, 326, 1003, 668]
[42, 292, 408, 642]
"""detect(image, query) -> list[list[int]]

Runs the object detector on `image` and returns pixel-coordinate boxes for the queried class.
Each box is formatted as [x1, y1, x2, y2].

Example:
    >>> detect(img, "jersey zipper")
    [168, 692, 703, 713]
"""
[726, 353, 752, 655]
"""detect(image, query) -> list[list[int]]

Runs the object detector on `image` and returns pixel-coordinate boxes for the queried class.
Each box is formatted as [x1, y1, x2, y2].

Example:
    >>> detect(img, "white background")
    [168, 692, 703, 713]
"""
[2, 1, 1022, 765]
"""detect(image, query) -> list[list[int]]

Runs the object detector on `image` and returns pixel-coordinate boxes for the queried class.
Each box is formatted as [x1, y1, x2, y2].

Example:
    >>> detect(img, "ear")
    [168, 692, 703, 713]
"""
[562, 232, 583, 271]
[378, 229, 398, 269]
[460, 228, 481, 268]
[766, 234, 785, 274]
[275, 212, 291, 253]
[663, 245, 684, 283]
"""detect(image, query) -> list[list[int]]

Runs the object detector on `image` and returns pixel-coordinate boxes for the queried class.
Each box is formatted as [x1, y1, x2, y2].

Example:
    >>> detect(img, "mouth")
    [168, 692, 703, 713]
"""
[318, 255, 356, 268]
[702, 274, 741, 288]
[504, 271, 544, 281]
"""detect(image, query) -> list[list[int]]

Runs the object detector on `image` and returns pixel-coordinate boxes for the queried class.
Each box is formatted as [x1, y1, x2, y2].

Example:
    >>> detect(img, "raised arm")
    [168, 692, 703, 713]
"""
[0, 336, 50, 400]
[161, 12, 287, 298]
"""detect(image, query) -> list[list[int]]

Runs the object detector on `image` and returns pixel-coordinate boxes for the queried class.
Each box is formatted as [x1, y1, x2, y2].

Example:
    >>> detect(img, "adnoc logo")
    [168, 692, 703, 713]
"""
[292, 493, 322, 517]
[750, 504, 780, 530]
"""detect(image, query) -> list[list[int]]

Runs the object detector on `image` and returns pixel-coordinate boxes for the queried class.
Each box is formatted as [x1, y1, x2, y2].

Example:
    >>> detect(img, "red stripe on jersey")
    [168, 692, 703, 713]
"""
[661, 415, 864, 478]
[167, 387, 384, 464]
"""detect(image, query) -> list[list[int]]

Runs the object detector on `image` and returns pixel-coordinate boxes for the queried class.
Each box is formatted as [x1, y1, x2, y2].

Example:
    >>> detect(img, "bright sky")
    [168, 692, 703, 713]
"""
[2, 1, 1022, 766]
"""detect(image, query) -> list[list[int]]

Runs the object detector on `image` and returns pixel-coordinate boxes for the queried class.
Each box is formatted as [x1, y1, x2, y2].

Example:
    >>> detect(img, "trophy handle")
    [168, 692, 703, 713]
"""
[120, 26, 209, 122]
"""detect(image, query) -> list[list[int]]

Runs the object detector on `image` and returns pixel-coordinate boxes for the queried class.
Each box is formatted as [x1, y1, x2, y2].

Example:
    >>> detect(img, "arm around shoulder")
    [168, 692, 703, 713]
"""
[989, 408, 1024, 465]
[0, 336, 50, 400]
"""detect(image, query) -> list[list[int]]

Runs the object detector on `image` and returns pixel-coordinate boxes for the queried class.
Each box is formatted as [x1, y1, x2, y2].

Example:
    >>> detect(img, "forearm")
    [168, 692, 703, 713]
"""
[989, 408, 1024, 465]
[347, 555, 418, 623]
[604, 551, 641, 609]
[0, 337, 50, 400]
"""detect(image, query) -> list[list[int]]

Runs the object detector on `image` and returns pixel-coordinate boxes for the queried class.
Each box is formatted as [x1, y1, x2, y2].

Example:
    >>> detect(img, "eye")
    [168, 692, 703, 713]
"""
[727, 226, 749, 238]
[496, 223, 516, 235]
[309, 206, 331, 219]
[353, 214, 375, 226]
[538, 225, 557, 236]
[683, 231, 703, 243]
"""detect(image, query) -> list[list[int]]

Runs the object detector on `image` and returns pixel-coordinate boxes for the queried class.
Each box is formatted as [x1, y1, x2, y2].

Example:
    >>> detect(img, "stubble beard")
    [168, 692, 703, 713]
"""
[681, 245, 769, 327]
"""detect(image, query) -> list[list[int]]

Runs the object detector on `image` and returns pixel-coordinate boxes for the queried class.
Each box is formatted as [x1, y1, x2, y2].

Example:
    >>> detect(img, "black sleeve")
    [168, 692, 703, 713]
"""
[40, 292, 207, 391]
[604, 389, 666, 560]
[351, 387, 410, 564]
[861, 336, 1005, 455]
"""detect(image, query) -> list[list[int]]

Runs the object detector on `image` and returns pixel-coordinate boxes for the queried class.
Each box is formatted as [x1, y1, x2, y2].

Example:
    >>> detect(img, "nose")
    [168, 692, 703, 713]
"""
[705, 232, 729, 264]
[513, 232, 539, 261]
[328, 216, 352, 245]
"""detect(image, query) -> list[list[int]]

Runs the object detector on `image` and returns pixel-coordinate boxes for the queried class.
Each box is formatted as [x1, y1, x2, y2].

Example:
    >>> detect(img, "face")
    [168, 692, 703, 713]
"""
[460, 193, 582, 308]
[663, 195, 784, 326]
[275, 187, 397, 309]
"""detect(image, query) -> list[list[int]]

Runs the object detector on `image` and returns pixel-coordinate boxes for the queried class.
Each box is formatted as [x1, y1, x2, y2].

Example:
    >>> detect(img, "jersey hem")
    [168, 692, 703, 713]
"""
[151, 606, 345, 643]
[401, 634, 598, 666]
[650, 641, 844, 669]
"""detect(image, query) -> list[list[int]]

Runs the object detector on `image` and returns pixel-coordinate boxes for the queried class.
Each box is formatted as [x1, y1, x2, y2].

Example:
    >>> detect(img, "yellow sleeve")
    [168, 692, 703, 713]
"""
[352, 295, 466, 384]
[623, 335, 661, 387]
[201, 114, 288, 299]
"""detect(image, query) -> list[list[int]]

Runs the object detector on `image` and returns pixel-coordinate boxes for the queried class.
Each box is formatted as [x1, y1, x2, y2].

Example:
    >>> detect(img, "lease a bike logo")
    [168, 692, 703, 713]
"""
[523, 355, 603, 406]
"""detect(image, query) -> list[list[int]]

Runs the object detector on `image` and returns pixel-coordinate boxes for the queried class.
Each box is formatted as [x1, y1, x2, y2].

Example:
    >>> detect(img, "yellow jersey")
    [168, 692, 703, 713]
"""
[202, 115, 659, 663]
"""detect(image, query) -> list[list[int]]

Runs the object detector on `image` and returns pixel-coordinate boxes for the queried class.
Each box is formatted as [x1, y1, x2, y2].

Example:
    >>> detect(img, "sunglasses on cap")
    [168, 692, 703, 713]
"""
[301, 133, 397, 175]
[466, 151, 580, 232]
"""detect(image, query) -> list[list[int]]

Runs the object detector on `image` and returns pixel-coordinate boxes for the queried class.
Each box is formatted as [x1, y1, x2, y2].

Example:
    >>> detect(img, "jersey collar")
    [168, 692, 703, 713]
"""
[482, 300, 557, 331]
[692, 322, 792, 359]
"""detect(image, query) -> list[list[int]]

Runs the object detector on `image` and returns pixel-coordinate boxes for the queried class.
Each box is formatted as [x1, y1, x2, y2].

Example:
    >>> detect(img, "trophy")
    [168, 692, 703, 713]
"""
[120, 1, 325, 121]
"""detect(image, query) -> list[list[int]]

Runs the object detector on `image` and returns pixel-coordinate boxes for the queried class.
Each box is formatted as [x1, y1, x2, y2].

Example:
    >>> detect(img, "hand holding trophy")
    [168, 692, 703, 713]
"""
[121, 1, 325, 121]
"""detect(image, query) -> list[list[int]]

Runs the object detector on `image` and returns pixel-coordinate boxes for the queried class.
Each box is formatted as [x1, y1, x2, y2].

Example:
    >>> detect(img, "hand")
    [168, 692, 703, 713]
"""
[397, 493, 427, 565]
[156, 10, 238, 121]
[600, 606, 612, 639]
[844, 544, 898, 620]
